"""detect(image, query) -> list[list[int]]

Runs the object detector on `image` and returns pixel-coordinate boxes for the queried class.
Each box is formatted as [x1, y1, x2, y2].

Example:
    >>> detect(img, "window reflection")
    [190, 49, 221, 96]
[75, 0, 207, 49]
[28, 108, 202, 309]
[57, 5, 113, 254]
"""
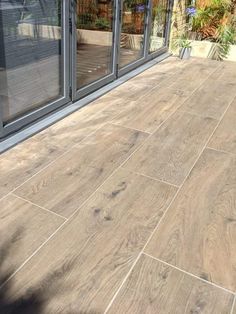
[0, 0, 63, 123]
[76, 0, 114, 89]
[149, 0, 168, 53]
[119, 0, 147, 68]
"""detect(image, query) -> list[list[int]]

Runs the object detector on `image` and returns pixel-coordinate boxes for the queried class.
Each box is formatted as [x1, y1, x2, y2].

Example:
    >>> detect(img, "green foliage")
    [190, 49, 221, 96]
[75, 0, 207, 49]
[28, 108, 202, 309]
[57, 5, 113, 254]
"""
[94, 17, 110, 30]
[188, 0, 236, 60]
[212, 24, 236, 59]
[173, 34, 192, 49]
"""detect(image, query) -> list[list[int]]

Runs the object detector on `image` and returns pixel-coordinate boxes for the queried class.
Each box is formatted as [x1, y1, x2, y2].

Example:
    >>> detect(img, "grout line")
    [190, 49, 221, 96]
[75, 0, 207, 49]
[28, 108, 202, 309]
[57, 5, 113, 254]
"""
[0, 125, 106, 204]
[0, 65, 166, 204]
[206, 146, 236, 156]
[109, 122, 151, 135]
[142, 252, 236, 296]
[120, 167, 180, 189]
[0, 64, 193, 290]
[12, 193, 68, 221]
[0, 60, 230, 300]
[0, 217, 68, 290]
[104, 63, 234, 313]
[140, 88, 236, 255]
[104, 252, 143, 313]
[230, 295, 236, 314]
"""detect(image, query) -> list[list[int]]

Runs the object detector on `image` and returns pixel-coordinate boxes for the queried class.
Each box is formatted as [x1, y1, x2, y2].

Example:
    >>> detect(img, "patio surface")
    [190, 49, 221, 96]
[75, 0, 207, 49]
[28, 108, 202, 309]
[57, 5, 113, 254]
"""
[0, 56, 236, 313]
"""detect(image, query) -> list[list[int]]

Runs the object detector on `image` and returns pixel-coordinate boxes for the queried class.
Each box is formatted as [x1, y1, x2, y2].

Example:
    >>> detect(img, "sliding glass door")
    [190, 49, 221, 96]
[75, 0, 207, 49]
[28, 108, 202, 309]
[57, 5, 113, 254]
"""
[0, 0, 172, 139]
[118, 0, 148, 74]
[74, 0, 116, 99]
[149, 0, 170, 54]
[0, 0, 69, 136]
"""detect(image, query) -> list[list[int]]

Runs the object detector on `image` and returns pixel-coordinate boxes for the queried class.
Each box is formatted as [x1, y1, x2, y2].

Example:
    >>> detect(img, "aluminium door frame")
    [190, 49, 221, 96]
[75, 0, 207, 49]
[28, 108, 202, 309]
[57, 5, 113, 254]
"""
[0, 0, 71, 139]
[116, 0, 151, 78]
[147, 0, 173, 59]
[71, 0, 119, 101]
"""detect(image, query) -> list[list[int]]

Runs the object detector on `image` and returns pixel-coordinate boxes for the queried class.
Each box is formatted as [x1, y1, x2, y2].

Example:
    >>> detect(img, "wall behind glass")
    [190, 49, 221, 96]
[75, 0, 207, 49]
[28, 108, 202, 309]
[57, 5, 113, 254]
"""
[0, 0, 64, 123]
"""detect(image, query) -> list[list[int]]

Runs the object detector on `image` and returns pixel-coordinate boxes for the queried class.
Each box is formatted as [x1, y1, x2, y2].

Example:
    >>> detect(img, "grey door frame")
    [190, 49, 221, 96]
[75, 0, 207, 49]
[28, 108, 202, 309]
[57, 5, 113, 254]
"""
[0, 0, 173, 139]
[71, 0, 119, 101]
[0, 0, 70, 139]
[118, 0, 173, 76]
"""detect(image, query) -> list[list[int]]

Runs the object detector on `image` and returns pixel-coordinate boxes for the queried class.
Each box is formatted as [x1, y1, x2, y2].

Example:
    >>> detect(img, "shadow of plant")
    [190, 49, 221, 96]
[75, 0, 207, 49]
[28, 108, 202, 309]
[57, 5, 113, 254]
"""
[0, 229, 99, 314]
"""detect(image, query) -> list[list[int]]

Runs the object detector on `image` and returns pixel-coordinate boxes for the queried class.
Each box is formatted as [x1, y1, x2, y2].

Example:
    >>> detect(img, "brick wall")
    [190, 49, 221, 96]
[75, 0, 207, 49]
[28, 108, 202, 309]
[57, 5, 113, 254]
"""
[169, 0, 188, 52]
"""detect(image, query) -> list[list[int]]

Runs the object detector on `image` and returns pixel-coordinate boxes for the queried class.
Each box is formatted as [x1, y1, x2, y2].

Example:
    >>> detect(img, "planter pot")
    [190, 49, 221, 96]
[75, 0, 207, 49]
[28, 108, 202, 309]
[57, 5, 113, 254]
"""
[179, 47, 192, 60]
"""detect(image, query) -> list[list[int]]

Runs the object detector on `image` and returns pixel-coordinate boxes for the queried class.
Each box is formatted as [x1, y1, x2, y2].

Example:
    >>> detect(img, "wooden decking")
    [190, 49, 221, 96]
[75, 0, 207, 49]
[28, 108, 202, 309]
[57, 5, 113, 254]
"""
[0, 56, 236, 313]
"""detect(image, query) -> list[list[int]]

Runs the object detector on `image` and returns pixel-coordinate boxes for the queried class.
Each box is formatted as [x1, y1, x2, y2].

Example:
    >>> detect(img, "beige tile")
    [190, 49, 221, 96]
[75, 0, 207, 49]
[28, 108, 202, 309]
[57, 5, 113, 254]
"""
[15, 124, 148, 217]
[0, 194, 64, 283]
[108, 254, 234, 314]
[208, 99, 236, 154]
[145, 148, 236, 292]
[123, 111, 217, 186]
[108, 81, 152, 100]
[5, 169, 176, 313]
[164, 58, 219, 92]
[112, 88, 190, 133]
[180, 77, 236, 120]
[0, 136, 64, 199]
[0, 95, 127, 199]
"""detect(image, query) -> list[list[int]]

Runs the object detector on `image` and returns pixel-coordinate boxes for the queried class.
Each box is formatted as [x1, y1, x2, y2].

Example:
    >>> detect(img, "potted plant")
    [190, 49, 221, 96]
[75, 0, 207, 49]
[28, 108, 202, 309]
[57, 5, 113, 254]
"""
[173, 34, 192, 59]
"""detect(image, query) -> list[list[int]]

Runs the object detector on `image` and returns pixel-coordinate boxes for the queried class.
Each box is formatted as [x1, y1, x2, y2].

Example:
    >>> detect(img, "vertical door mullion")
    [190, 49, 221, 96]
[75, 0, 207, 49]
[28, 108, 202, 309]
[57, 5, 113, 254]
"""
[144, 0, 152, 58]
[64, 0, 70, 100]
[112, 0, 120, 77]
[71, 0, 77, 101]
[115, 0, 123, 77]
[165, 0, 174, 47]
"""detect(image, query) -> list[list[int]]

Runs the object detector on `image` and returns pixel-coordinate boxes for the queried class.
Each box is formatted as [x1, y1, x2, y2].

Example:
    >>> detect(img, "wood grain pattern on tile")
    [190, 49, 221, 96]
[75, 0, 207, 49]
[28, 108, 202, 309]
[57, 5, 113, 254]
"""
[5, 169, 176, 313]
[123, 111, 217, 186]
[108, 254, 234, 314]
[108, 81, 152, 100]
[0, 194, 64, 284]
[0, 96, 128, 199]
[15, 124, 148, 217]
[145, 148, 236, 292]
[164, 59, 219, 92]
[180, 78, 236, 120]
[208, 98, 236, 154]
[0, 136, 65, 199]
[112, 88, 189, 133]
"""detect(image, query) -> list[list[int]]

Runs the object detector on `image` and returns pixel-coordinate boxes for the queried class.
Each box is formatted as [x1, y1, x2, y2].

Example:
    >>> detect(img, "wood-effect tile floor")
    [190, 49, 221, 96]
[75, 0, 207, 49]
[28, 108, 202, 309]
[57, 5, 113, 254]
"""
[0, 57, 236, 314]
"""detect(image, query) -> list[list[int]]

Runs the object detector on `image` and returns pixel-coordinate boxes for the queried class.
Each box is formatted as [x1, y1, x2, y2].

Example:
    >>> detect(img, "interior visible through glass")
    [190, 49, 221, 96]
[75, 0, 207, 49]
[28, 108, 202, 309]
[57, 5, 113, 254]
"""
[76, 0, 114, 89]
[119, 0, 147, 69]
[149, 0, 168, 53]
[0, 0, 64, 124]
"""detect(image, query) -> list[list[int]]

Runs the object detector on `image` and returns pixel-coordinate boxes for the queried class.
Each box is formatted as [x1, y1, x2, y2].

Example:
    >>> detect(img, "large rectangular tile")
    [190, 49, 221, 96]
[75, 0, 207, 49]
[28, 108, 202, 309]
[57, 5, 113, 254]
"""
[180, 76, 236, 120]
[15, 124, 148, 217]
[164, 59, 219, 92]
[4, 169, 177, 313]
[0, 194, 64, 284]
[112, 88, 189, 133]
[108, 254, 234, 314]
[0, 136, 64, 199]
[0, 95, 126, 199]
[123, 111, 217, 186]
[145, 148, 236, 292]
[208, 98, 236, 154]
[107, 81, 152, 101]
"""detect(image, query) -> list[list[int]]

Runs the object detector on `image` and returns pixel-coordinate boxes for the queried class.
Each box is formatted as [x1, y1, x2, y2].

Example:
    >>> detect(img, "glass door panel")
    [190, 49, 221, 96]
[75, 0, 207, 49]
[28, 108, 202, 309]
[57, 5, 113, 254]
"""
[0, 0, 65, 124]
[119, 0, 147, 69]
[76, 0, 115, 89]
[149, 0, 169, 53]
